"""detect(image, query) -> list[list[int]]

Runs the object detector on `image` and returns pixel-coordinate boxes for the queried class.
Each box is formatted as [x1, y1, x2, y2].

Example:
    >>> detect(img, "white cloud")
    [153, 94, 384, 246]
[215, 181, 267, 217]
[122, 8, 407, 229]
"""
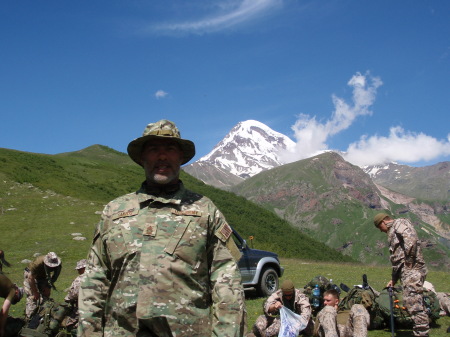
[149, 0, 282, 35]
[280, 71, 450, 167]
[343, 128, 450, 166]
[280, 72, 382, 163]
[155, 90, 168, 99]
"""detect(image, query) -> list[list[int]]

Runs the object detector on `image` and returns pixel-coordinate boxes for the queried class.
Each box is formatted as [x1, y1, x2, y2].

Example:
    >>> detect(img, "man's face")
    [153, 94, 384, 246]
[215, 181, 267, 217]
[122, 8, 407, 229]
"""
[282, 290, 294, 301]
[377, 221, 388, 233]
[323, 294, 339, 307]
[141, 139, 183, 185]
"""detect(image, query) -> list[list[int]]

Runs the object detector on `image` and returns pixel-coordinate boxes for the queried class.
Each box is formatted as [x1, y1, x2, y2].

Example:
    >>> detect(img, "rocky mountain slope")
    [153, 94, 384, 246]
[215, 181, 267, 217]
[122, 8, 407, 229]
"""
[363, 162, 450, 201]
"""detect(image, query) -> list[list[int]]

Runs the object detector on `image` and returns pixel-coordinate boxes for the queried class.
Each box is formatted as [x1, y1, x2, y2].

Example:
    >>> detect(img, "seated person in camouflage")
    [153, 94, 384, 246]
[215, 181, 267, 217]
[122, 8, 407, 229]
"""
[314, 289, 369, 337]
[251, 280, 313, 337]
[23, 252, 62, 318]
[0, 274, 24, 337]
[64, 259, 86, 330]
[79, 120, 246, 336]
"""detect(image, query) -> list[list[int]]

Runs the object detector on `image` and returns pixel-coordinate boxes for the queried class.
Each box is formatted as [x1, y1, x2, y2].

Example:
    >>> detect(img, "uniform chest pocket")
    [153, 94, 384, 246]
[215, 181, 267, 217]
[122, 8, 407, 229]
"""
[164, 218, 207, 267]
[104, 221, 142, 264]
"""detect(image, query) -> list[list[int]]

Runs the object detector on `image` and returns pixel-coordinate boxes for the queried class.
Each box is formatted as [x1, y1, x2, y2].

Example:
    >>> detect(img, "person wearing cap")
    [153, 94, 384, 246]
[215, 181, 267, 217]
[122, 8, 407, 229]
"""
[313, 288, 370, 337]
[23, 251, 62, 318]
[0, 273, 24, 337]
[373, 212, 429, 337]
[251, 280, 312, 337]
[64, 259, 87, 330]
[78, 120, 246, 336]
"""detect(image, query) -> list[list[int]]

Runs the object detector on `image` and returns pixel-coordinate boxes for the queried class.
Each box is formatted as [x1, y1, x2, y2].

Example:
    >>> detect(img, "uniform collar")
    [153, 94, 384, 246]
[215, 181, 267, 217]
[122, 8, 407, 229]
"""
[137, 180, 184, 205]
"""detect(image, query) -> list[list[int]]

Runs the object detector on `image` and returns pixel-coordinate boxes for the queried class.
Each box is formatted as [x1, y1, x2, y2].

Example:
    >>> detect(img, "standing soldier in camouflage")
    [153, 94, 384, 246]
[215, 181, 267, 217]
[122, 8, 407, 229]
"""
[251, 280, 312, 337]
[64, 259, 86, 330]
[314, 289, 370, 337]
[23, 252, 62, 318]
[78, 119, 246, 337]
[373, 213, 429, 337]
[0, 274, 24, 337]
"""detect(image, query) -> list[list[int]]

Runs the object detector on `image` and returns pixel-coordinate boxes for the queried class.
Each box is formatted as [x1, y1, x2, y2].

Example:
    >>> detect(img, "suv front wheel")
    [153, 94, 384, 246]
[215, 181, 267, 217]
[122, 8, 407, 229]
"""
[257, 267, 279, 297]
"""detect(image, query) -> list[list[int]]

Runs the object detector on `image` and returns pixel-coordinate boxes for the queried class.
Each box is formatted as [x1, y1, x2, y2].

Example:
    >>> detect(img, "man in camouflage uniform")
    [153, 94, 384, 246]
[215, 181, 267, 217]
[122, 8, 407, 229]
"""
[251, 280, 312, 337]
[23, 252, 62, 318]
[64, 259, 87, 330]
[78, 120, 246, 337]
[314, 289, 369, 337]
[0, 274, 24, 337]
[374, 213, 429, 337]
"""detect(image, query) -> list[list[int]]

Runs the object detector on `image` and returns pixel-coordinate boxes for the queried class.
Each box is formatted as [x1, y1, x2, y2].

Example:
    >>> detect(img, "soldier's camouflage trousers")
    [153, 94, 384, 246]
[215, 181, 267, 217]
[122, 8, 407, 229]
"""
[314, 304, 369, 337]
[402, 268, 429, 337]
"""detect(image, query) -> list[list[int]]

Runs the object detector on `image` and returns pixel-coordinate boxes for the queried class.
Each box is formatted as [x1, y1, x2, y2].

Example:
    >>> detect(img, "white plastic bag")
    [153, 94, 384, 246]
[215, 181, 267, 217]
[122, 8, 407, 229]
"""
[278, 306, 307, 337]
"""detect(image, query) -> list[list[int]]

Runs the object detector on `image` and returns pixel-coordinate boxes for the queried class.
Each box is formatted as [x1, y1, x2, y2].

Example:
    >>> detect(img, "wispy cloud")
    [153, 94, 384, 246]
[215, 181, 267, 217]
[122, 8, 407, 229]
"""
[149, 0, 282, 35]
[280, 72, 450, 167]
[280, 72, 382, 163]
[155, 90, 168, 99]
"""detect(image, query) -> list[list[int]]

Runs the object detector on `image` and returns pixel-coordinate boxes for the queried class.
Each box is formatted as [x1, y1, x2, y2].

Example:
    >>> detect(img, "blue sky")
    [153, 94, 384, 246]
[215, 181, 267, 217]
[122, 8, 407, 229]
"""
[1, 0, 449, 167]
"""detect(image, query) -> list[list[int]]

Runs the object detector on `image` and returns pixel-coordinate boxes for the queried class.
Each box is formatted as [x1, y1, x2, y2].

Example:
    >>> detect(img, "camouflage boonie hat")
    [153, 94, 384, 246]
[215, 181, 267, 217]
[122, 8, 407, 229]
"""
[127, 119, 195, 166]
[44, 252, 61, 268]
[75, 259, 87, 270]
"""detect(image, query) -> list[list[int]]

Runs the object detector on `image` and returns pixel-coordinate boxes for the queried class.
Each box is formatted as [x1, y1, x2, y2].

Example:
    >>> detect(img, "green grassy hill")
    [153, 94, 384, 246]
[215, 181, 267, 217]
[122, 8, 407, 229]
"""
[0, 146, 353, 261]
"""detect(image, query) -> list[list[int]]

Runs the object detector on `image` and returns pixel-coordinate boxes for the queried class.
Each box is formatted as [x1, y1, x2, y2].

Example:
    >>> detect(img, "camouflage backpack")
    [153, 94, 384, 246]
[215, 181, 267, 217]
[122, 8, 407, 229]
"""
[20, 299, 71, 337]
[375, 286, 441, 328]
[338, 285, 385, 329]
[303, 276, 336, 315]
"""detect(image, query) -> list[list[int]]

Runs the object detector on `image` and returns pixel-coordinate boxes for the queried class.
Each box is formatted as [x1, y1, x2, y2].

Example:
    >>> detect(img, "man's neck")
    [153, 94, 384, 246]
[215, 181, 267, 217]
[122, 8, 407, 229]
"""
[145, 180, 181, 195]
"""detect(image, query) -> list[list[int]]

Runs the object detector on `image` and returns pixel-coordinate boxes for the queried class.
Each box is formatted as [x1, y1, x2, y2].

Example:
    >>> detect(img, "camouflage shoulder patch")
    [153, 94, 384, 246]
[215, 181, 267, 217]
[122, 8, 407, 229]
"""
[226, 239, 242, 262]
[111, 208, 138, 221]
[215, 223, 233, 242]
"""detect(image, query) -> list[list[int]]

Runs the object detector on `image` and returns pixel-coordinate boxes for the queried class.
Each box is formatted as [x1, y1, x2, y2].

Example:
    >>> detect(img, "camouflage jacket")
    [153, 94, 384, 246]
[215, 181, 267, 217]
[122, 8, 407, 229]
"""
[263, 288, 311, 325]
[78, 182, 246, 337]
[387, 218, 427, 284]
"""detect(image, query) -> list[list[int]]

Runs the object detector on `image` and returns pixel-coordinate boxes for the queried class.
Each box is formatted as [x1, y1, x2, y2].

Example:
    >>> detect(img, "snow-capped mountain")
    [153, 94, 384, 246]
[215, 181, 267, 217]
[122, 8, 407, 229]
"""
[183, 120, 295, 187]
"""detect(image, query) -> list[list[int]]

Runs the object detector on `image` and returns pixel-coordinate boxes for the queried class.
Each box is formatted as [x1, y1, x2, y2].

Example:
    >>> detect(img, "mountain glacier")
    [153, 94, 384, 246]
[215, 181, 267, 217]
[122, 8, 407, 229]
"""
[193, 120, 295, 178]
